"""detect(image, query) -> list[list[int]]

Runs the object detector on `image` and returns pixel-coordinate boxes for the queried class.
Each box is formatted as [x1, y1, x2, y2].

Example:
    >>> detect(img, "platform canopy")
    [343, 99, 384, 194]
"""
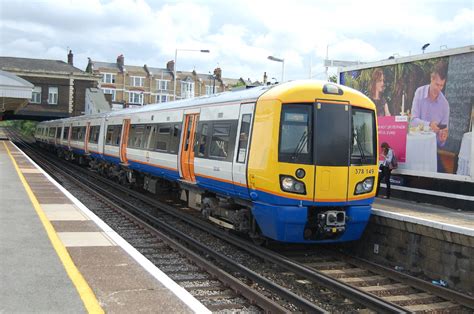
[0, 70, 33, 118]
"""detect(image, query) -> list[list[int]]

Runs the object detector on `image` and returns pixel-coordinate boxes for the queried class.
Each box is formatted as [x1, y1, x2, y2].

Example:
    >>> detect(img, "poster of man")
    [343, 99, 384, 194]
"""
[341, 52, 473, 176]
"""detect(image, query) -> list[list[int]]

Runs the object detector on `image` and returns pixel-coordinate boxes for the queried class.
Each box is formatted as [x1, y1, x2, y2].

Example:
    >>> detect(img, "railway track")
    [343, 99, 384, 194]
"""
[8, 129, 474, 313]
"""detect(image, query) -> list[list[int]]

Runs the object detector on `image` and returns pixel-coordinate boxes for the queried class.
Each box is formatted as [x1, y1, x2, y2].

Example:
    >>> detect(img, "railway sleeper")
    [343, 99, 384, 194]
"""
[383, 293, 443, 307]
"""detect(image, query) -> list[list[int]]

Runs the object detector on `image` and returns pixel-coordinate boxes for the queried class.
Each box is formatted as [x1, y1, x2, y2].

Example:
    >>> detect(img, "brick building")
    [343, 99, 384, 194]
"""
[86, 55, 241, 108]
[0, 51, 100, 120]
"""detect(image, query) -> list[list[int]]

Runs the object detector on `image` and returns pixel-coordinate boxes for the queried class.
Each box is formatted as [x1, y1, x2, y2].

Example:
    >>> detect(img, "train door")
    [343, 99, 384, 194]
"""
[313, 101, 350, 203]
[120, 119, 131, 165]
[180, 113, 199, 182]
[84, 122, 91, 154]
[67, 123, 72, 150]
[232, 103, 254, 198]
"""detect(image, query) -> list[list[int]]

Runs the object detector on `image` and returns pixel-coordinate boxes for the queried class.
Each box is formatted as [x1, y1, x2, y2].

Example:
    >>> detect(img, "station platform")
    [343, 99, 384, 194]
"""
[0, 140, 210, 313]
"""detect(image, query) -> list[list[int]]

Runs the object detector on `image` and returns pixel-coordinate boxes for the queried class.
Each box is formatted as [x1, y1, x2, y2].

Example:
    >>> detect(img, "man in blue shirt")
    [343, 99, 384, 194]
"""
[411, 61, 450, 147]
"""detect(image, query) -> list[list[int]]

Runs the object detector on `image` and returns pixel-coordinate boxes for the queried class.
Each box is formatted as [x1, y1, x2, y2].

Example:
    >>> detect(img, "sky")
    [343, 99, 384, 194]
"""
[0, 0, 473, 82]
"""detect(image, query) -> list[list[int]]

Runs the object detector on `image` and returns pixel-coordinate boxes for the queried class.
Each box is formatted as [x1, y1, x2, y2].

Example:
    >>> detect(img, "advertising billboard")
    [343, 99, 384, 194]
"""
[341, 52, 473, 178]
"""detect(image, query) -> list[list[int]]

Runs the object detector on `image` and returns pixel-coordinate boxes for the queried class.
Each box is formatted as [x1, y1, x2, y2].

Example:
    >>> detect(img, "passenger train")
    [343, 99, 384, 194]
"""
[35, 81, 378, 244]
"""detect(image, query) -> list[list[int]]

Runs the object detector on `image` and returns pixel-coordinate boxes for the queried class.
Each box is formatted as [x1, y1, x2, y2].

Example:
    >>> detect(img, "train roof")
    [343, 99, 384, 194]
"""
[106, 84, 272, 118]
[38, 80, 374, 126]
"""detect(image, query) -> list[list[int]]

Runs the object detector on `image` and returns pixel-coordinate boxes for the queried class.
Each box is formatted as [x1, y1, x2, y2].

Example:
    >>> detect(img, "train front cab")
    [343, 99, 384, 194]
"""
[248, 81, 378, 243]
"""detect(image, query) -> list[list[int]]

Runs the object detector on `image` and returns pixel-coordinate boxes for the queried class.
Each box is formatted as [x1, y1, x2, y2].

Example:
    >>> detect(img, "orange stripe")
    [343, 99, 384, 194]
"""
[103, 152, 118, 158]
[195, 172, 247, 187]
[128, 158, 177, 172]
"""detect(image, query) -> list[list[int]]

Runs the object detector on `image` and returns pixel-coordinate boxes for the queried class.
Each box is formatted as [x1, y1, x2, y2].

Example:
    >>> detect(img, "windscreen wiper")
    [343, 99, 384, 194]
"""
[353, 129, 367, 163]
[292, 131, 308, 161]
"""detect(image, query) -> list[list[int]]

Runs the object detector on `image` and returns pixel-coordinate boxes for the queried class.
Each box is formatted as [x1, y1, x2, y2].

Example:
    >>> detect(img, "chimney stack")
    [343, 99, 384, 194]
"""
[117, 54, 125, 72]
[85, 57, 93, 73]
[67, 50, 73, 65]
[166, 60, 175, 72]
[263, 72, 267, 84]
[213, 67, 222, 81]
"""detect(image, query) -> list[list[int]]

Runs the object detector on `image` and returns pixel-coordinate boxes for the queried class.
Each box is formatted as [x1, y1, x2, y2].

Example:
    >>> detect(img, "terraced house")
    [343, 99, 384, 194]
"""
[86, 54, 241, 109]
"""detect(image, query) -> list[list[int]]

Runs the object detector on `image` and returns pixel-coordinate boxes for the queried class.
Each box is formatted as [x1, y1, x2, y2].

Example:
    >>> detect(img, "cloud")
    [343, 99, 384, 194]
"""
[0, 0, 472, 81]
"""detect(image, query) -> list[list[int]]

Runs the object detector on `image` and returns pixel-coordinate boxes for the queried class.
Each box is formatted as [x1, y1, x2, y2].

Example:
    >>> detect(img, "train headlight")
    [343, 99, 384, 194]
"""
[280, 175, 306, 194]
[354, 176, 375, 195]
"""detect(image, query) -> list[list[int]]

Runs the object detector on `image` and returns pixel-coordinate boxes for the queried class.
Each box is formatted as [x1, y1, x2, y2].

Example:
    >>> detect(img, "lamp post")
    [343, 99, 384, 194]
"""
[173, 49, 210, 100]
[422, 43, 430, 54]
[268, 55, 284, 83]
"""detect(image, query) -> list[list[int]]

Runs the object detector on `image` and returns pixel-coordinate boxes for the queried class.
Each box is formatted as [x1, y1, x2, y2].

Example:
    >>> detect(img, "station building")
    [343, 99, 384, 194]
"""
[0, 51, 101, 120]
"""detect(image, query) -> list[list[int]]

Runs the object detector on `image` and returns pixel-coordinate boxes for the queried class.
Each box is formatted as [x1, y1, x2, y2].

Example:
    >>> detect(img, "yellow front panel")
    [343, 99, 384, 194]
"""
[248, 99, 314, 201]
[314, 166, 348, 202]
[248, 81, 378, 204]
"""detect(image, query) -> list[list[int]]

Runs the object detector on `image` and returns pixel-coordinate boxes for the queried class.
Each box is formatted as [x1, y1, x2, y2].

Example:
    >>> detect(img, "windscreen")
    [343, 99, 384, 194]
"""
[351, 107, 376, 164]
[278, 104, 312, 164]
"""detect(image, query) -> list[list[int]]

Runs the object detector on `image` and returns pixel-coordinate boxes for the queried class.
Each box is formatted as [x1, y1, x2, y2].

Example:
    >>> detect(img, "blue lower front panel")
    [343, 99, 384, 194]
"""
[251, 203, 371, 243]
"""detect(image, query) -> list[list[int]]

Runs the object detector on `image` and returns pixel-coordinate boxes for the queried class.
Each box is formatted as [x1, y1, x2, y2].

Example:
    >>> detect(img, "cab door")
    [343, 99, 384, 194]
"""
[120, 119, 131, 165]
[180, 114, 199, 182]
[84, 122, 91, 154]
[232, 103, 254, 198]
[313, 101, 350, 203]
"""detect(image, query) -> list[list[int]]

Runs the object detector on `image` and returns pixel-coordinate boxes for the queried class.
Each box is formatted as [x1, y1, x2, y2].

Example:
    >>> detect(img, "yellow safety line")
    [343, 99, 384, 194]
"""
[3, 142, 103, 314]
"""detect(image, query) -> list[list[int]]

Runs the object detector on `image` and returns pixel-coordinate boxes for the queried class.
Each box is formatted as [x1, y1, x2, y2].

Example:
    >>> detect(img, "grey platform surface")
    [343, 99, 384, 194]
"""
[0, 142, 86, 313]
[373, 197, 474, 235]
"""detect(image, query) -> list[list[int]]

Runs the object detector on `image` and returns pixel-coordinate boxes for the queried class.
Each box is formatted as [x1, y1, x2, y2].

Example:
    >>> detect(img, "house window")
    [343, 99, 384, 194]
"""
[156, 80, 169, 91]
[205, 85, 218, 95]
[48, 87, 58, 105]
[102, 89, 116, 101]
[102, 73, 115, 84]
[181, 82, 194, 99]
[131, 76, 145, 87]
[129, 92, 143, 105]
[155, 94, 169, 103]
[31, 86, 41, 103]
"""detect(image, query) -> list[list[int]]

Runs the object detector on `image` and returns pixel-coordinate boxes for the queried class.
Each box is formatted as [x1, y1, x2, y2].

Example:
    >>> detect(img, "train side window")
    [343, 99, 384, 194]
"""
[156, 125, 171, 152]
[128, 124, 146, 149]
[236, 114, 251, 163]
[71, 127, 79, 140]
[63, 127, 69, 140]
[127, 125, 135, 147]
[113, 125, 122, 146]
[106, 125, 122, 146]
[49, 127, 56, 137]
[143, 125, 153, 149]
[56, 127, 62, 139]
[89, 126, 100, 144]
[78, 127, 86, 141]
[169, 123, 182, 154]
[88, 126, 94, 143]
[105, 126, 114, 145]
[209, 123, 231, 159]
[148, 124, 158, 150]
[195, 123, 208, 157]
